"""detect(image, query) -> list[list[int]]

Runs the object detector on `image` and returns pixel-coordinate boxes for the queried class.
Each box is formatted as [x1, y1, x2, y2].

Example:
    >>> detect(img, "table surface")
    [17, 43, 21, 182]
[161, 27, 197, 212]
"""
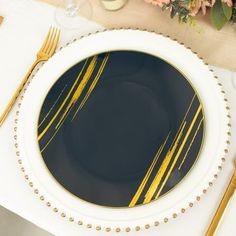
[0, 0, 236, 235]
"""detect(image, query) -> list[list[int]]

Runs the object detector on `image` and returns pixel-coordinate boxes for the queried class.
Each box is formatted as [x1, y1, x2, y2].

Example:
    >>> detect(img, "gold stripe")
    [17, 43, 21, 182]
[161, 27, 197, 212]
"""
[40, 127, 60, 153]
[55, 56, 98, 129]
[129, 132, 170, 208]
[169, 94, 196, 150]
[40, 56, 99, 152]
[71, 56, 98, 103]
[155, 105, 202, 200]
[71, 53, 110, 121]
[54, 54, 109, 134]
[38, 84, 67, 128]
[178, 117, 204, 170]
[143, 122, 186, 204]
[143, 94, 196, 203]
[37, 58, 89, 141]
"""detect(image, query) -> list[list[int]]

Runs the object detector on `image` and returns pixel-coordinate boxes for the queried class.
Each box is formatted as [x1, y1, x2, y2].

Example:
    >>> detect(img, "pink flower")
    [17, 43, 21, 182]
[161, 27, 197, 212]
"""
[201, 0, 211, 14]
[189, 0, 214, 16]
[222, 0, 233, 7]
[145, 0, 170, 7]
[190, 0, 202, 15]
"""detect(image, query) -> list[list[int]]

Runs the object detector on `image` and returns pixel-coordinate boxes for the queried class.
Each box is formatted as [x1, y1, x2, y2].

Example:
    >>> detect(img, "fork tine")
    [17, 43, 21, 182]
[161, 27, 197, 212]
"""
[43, 27, 56, 54]
[46, 28, 58, 54]
[39, 26, 52, 52]
[48, 29, 61, 56]
[41, 27, 53, 53]
[50, 29, 60, 55]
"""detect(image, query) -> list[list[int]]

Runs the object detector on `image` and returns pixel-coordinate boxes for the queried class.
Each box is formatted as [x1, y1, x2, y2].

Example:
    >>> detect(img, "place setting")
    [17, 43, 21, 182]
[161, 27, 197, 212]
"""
[0, 0, 236, 235]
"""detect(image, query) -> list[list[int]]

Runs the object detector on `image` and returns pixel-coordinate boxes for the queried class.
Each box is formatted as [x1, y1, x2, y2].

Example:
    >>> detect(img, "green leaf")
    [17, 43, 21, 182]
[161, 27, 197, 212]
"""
[210, 0, 228, 30]
[162, 4, 168, 11]
[232, 9, 236, 23]
[222, 2, 232, 20]
[183, 0, 191, 4]
[170, 5, 178, 18]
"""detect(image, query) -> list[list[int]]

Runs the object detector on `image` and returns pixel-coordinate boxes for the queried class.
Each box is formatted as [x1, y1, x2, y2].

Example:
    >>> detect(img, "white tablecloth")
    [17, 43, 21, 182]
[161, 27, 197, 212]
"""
[0, 0, 236, 235]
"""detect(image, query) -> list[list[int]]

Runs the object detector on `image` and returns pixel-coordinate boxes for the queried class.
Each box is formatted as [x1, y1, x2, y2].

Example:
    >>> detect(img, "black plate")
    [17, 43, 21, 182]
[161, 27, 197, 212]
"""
[38, 51, 204, 208]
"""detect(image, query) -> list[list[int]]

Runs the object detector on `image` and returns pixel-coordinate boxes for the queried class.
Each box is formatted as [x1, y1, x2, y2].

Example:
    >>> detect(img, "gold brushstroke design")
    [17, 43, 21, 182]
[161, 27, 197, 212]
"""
[169, 94, 196, 150]
[71, 53, 110, 121]
[37, 58, 90, 141]
[40, 54, 110, 152]
[155, 105, 202, 200]
[178, 117, 204, 170]
[41, 127, 60, 153]
[55, 56, 98, 129]
[129, 132, 171, 208]
[56, 53, 107, 132]
[130, 94, 197, 205]
[143, 122, 186, 204]
[38, 84, 67, 128]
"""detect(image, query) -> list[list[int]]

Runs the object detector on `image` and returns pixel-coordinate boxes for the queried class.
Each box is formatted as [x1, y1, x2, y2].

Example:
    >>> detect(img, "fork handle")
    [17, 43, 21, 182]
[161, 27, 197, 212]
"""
[0, 59, 40, 126]
[205, 170, 236, 236]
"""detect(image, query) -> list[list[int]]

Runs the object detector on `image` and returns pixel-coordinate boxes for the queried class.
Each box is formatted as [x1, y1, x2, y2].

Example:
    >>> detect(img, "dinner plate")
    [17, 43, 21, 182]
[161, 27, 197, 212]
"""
[38, 50, 204, 208]
[15, 29, 230, 232]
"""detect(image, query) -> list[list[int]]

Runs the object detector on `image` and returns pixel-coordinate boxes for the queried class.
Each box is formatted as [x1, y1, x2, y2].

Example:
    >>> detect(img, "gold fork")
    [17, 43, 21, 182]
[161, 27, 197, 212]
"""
[206, 158, 236, 236]
[0, 27, 61, 126]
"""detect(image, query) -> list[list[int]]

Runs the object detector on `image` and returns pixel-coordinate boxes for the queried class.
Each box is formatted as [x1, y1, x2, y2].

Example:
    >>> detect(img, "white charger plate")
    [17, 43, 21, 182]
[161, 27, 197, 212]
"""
[14, 29, 230, 232]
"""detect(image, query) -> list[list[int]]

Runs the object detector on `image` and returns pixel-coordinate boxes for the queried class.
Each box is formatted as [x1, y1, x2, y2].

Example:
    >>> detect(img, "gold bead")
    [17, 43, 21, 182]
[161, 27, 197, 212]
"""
[116, 228, 121, 232]
[154, 221, 159, 226]
[77, 221, 83, 225]
[61, 213, 66, 218]
[145, 224, 150, 229]
[53, 208, 58, 213]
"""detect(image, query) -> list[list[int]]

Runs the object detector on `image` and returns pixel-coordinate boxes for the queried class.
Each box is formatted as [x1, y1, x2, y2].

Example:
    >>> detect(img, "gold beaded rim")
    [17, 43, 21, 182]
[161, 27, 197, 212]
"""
[14, 28, 231, 233]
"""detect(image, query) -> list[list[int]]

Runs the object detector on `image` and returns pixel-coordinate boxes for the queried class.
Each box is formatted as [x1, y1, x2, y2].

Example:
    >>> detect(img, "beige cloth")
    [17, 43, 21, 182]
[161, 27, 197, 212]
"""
[39, 0, 236, 71]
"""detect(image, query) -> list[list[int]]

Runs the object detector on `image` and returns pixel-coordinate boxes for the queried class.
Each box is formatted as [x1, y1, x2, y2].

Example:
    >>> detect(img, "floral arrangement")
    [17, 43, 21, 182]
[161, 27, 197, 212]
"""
[145, 0, 236, 29]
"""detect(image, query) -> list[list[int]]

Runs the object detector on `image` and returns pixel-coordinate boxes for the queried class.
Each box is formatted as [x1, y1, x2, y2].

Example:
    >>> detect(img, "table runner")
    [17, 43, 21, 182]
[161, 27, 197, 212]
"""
[39, 0, 236, 72]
